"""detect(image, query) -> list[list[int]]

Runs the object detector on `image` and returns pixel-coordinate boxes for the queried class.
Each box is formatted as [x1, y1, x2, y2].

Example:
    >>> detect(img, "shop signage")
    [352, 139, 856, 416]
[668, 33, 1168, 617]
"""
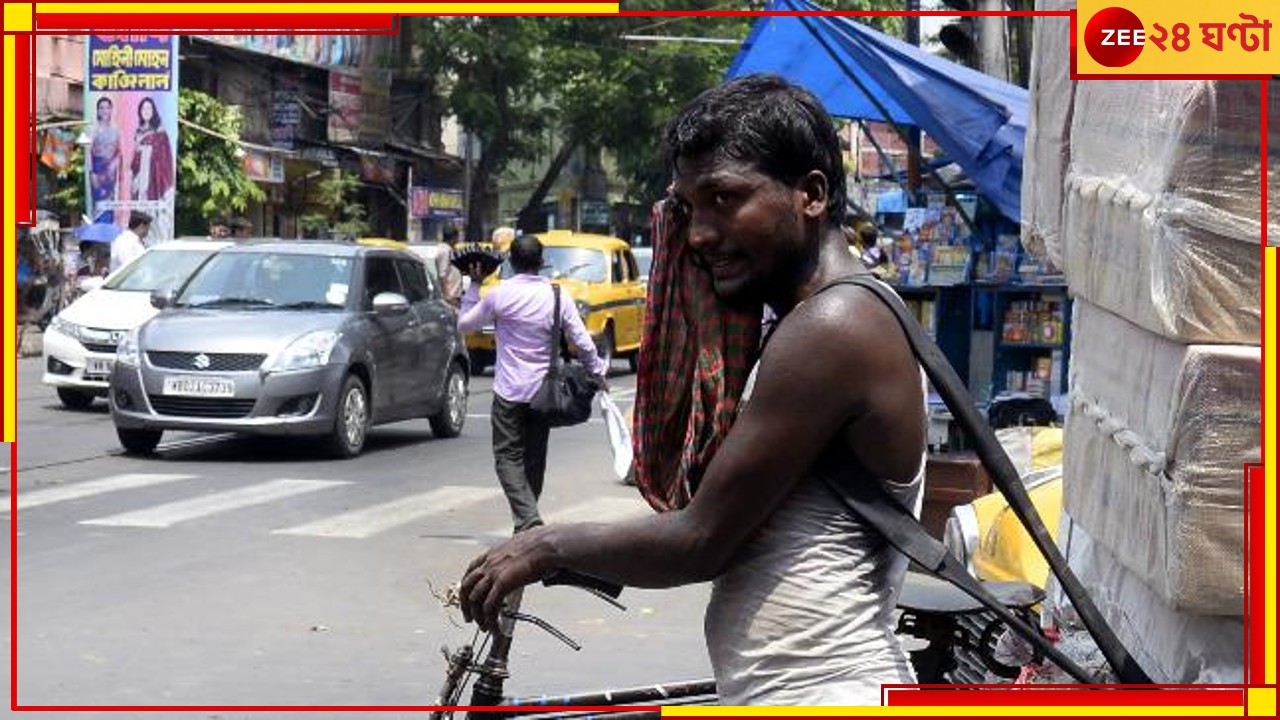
[328, 70, 362, 144]
[195, 35, 367, 69]
[243, 151, 285, 184]
[409, 187, 465, 219]
[580, 200, 611, 227]
[84, 33, 180, 241]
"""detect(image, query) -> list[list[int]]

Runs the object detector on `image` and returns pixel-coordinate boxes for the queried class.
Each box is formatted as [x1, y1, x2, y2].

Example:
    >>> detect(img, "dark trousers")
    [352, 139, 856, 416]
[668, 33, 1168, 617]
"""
[491, 395, 551, 533]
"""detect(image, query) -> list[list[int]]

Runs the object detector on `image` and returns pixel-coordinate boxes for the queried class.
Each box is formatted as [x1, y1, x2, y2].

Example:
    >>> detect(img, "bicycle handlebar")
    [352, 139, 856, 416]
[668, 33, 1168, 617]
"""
[541, 569, 624, 601]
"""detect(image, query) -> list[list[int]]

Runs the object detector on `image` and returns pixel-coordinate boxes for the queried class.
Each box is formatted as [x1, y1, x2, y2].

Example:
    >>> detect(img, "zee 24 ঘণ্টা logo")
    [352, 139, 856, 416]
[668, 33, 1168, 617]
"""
[1083, 5, 1271, 68]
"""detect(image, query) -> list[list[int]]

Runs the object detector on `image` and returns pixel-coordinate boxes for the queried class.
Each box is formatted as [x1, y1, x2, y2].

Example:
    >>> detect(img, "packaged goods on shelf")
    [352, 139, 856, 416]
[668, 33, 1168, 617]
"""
[1063, 301, 1257, 615]
[1047, 515, 1245, 684]
[1060, 79, 1276, 344]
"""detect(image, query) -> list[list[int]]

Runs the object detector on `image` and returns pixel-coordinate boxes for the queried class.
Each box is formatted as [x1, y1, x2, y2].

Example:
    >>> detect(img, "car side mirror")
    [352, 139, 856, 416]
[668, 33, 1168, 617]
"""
[372, 292, 410, 314]
[150, 289, 176, 309]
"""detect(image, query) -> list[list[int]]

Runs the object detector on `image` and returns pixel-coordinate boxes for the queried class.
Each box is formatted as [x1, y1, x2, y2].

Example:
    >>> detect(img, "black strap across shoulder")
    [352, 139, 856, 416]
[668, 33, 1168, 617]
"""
[806, 274, 1151, 685]
[546, 284, 564, 371]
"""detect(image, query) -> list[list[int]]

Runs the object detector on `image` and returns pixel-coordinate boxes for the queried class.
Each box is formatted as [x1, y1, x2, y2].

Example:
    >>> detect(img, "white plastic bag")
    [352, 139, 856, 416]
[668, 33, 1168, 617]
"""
[598, 393, 633, 480]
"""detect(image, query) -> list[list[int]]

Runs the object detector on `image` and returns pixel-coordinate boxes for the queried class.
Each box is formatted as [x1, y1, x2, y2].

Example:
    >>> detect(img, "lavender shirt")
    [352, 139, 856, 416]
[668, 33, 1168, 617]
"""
[458, 274, 607, 403]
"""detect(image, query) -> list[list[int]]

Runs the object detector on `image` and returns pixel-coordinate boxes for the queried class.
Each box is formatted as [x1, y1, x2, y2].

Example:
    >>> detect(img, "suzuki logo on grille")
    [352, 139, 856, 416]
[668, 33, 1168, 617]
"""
[192, 353, 211, 370]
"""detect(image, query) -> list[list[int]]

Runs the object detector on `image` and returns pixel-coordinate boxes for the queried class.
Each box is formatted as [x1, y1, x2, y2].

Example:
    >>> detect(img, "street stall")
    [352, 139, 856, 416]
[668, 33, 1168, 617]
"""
[727, 0, 1069, 404]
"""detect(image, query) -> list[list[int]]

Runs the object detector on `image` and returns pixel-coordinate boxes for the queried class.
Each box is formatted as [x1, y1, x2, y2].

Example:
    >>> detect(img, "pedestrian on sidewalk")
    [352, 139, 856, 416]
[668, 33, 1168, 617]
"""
[456, 234, 608, 533]
[459, 75, 927, 705]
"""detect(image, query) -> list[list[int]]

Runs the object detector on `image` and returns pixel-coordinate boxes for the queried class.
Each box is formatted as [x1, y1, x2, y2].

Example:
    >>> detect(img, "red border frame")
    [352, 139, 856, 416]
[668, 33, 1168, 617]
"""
[8, 4, 1268, 714]
[15, 32, 33, 225]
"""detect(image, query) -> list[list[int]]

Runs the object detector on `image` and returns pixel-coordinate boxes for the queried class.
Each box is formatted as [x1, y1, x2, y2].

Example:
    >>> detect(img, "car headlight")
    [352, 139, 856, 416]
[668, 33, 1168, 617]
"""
[115, 329, 141, 366]
[943, 504, 980, 575]
[574, 300, 590, 319]
[50, 315, 83, 341]
[269, 330, 341, 372]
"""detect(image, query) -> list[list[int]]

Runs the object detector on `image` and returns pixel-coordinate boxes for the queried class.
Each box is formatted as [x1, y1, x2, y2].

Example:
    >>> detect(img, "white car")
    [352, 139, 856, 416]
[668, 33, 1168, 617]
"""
[42, 239, 232, 409]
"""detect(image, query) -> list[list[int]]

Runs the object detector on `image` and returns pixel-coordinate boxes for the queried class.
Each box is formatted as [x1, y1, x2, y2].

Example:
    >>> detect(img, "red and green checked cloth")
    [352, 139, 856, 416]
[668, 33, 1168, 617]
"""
[632, 198, 762, 512]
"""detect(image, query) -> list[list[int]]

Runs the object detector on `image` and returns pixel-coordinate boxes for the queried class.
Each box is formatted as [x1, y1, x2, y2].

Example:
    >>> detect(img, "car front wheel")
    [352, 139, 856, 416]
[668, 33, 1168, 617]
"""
[57, 387, 96, 410]
[117, 427, 162, 455]
[326, 374, 369, 459]
[428, 362, 468, 439]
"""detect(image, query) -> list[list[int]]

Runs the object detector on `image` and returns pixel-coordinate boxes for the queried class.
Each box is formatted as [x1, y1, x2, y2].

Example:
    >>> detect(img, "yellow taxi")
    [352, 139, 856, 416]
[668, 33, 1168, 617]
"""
[466, 231, 646, 373]
[356, 237, 410, 249]
[942, 427, 1064, 589]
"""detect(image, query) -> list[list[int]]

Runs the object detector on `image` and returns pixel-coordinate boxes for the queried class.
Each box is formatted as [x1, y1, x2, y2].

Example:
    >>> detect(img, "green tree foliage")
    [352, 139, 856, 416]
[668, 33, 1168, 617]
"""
[413, 17, 550, 240]
[412, 6, 905, 232]
[47, 145, 85, 222]
[298, 170, 370, 239]
[175, 89, 265, 236]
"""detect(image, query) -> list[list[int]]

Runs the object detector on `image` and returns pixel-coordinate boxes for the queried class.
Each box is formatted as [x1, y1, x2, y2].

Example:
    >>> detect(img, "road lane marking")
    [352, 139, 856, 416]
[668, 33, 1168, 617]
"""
[4, 473, 195, 513]
[79, 479, 348, 528]
[483, 496, 650, 538]
[271, 485, 501, 539]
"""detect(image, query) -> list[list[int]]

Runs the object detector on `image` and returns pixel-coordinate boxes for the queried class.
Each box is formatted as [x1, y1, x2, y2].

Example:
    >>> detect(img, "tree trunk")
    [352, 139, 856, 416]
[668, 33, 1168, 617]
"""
[466, 144, 499, 242]
[516, 135, 581, 233]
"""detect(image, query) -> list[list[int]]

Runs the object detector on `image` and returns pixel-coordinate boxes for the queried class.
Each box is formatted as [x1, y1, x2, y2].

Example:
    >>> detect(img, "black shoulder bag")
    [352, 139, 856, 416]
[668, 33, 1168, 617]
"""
[810, 275, 1151, 686]
[529, 284, 599, 427]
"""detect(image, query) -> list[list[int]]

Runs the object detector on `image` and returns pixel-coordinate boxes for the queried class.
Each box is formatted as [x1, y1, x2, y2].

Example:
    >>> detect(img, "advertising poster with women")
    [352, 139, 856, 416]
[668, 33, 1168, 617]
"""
[83, 34, 179, 242]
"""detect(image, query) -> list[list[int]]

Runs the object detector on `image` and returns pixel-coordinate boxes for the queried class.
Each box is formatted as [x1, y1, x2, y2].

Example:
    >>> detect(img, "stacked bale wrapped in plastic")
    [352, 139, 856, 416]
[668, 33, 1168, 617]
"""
[1065, 302, 1258, 616]
[1020, 0, 1076, 267]
[1022, 1, 1266, 683]
[1061, 79, 1275, 343]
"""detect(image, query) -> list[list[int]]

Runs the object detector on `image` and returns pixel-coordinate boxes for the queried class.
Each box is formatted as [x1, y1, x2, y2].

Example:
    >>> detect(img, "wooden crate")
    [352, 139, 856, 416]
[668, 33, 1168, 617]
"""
[921, 452, 993, 538]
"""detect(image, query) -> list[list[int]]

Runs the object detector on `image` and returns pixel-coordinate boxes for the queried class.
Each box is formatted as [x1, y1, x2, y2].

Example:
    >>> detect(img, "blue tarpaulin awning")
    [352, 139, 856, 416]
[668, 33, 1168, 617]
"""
[73, 222, 122, 243]
[726, 0, 1027, 222]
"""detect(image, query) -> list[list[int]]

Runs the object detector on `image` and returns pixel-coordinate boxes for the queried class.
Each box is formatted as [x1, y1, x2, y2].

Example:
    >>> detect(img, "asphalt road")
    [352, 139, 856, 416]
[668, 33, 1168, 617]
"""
[4, 356, 713, 718]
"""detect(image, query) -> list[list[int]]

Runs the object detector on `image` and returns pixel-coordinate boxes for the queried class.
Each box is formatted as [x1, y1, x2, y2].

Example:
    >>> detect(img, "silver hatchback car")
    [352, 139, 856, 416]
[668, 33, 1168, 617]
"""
[110, 242, 470, 458]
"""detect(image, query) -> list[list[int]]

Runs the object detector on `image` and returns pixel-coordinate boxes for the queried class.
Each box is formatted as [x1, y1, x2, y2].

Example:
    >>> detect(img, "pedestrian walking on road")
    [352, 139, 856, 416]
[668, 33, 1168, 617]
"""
[110, 210, 151, 273]
[459, 75, 928, 705]
[456, 234, 608, 533]
[436, 224, 465, 309]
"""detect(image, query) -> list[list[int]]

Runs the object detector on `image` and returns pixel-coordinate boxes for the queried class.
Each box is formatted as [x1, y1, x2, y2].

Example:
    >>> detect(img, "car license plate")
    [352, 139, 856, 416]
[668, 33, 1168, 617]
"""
[86, 358, 114, 376]
[162, 376, 235, 398]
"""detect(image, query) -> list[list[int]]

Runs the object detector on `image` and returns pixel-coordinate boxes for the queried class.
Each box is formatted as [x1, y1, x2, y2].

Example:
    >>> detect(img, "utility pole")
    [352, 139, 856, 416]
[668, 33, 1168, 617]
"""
[905, 0, 923, 205]
[406, 164, 416, 243]
[978, 0, 1010, 81]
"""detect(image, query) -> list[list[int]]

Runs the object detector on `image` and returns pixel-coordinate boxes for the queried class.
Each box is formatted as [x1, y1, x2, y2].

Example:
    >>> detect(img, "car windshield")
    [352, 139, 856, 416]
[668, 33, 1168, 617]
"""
[176, 252, 354, 310]
[500, 246, 606, 282]
[103, 248, 220, 293]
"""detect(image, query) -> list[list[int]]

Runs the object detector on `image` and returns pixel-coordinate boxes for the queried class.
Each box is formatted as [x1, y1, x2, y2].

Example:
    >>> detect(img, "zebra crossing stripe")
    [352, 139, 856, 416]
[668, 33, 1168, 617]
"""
[79, 479, 348, 528]
[483, 496, 650, 538]
[5, 474, 196, 513]
[543, 497, 652, 524]
[271, 485, 500, 539]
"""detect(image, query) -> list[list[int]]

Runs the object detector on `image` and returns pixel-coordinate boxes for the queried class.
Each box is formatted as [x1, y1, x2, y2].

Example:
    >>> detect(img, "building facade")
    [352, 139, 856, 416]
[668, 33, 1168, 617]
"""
[32, 32, 465, 241]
